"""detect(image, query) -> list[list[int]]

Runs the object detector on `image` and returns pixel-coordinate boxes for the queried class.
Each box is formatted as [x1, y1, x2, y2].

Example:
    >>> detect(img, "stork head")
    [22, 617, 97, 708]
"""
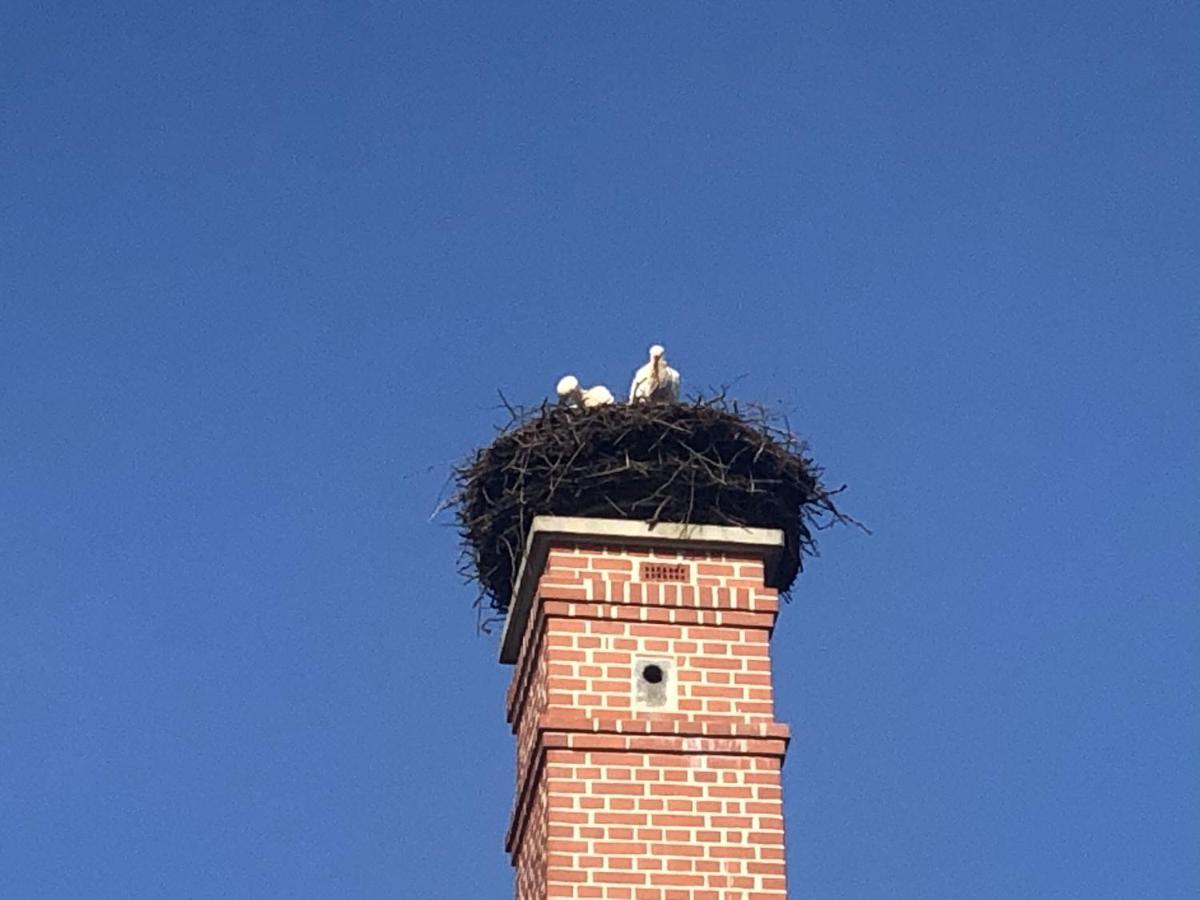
[649, 344, 666, 360]
[556, 375, 581, 400]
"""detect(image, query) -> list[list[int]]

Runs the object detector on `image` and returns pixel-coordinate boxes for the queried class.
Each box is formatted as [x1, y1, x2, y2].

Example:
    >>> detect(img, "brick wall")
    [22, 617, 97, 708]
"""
[504, 537, 791, 899]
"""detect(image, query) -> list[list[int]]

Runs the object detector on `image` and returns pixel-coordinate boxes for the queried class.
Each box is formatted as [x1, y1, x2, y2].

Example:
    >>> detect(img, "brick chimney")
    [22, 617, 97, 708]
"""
[501, 516, 791, 898]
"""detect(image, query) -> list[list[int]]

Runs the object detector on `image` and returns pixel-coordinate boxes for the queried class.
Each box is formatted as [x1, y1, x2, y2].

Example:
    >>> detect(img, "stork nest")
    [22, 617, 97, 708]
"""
[452, 394, 857, 616]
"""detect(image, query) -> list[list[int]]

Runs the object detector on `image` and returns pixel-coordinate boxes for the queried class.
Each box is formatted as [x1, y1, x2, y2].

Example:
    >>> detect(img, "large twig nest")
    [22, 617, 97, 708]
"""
[452, 394, 855, 616]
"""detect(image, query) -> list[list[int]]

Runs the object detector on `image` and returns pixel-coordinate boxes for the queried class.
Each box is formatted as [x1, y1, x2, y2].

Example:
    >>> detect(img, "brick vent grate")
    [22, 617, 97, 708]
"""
[639, 562, 691, 582]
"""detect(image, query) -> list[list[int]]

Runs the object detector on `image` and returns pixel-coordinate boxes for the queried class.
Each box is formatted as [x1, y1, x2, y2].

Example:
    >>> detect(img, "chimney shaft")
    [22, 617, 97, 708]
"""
[502, 517, 791, 898]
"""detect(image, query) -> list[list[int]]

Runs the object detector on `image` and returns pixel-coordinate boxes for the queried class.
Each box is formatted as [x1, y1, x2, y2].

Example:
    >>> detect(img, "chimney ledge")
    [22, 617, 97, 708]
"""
[498, 515, 785, 664]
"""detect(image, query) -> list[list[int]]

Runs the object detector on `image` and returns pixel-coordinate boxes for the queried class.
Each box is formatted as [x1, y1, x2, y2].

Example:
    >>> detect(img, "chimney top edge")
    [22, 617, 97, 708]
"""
[498, 516, 785, 664]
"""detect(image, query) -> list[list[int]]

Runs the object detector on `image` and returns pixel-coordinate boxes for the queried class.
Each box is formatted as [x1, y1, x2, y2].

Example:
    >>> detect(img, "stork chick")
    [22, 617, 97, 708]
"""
[556, 375, 615, 409]
[628, 344, 680, 403]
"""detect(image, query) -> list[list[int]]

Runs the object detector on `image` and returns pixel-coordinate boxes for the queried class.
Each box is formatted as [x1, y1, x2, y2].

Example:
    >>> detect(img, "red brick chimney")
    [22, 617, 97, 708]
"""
[501, 516, 791, 898]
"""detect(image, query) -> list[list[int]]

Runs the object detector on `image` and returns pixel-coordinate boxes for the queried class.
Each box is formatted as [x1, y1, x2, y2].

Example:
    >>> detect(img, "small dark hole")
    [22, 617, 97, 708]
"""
[642, 664, 664, 684]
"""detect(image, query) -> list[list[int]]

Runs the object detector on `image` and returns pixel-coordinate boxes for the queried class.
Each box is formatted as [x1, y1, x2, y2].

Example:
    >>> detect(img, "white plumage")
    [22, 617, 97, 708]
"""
[628, 344, 680, 403]
[556, 375, 615, 409]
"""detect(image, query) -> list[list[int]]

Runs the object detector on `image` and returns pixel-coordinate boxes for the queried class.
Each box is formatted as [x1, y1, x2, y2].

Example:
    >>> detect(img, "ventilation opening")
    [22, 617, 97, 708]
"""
[641, 562, 690, 582]
[634, 657, 674, 710]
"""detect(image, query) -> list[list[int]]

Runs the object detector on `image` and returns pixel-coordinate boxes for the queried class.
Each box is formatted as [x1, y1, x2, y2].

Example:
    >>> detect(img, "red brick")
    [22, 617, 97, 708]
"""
[506, 536, 790, 898]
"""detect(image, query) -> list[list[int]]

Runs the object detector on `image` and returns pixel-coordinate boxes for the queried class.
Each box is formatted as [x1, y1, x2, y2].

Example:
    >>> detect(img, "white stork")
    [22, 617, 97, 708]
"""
[556, 375, 615, 409]
[628, 344, 680, 403]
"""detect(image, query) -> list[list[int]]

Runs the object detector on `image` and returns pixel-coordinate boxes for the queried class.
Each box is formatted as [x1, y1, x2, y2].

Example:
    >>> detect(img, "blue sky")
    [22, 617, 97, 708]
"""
[1, 2, 1196, 897]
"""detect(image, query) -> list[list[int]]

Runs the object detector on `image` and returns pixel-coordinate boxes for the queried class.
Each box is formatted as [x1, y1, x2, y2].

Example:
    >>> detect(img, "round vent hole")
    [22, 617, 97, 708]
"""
[642, 664, 664, 684]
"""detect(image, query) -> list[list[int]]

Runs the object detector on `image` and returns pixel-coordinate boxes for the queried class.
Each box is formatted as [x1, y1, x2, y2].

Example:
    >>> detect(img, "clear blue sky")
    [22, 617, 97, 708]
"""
[2, 2, 1196, 897]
